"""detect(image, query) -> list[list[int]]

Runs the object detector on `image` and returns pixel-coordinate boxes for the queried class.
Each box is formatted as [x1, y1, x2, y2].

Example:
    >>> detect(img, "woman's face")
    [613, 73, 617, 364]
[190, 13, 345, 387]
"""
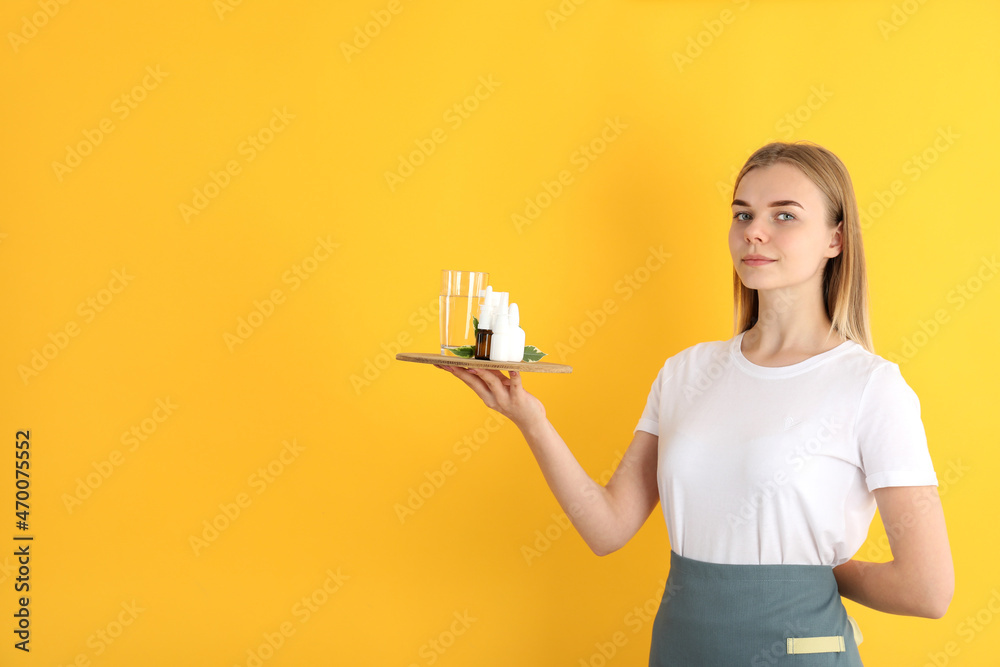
[728, 162, 842, 297]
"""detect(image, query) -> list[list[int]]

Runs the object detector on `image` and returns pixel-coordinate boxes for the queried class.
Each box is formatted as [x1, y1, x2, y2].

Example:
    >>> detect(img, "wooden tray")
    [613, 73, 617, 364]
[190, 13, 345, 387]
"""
[396, 352, 572, 374]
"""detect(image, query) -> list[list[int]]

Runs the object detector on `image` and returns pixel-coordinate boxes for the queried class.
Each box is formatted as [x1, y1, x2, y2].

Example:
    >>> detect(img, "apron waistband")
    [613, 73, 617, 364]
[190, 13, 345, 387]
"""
[667, 549, 839, 582]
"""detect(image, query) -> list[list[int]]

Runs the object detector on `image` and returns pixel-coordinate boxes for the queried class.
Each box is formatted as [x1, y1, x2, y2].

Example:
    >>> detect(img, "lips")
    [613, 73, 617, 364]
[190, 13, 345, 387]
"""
[742, 254, 775, 266]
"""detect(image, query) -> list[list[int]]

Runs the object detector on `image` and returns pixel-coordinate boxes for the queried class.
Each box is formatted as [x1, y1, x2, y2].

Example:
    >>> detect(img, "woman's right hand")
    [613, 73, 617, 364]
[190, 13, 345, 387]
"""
[434, 364, 546, 431]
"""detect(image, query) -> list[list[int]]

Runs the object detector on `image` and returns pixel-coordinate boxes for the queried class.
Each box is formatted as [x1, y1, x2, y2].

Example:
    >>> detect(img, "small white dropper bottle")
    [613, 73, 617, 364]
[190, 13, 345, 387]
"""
[489, 292, 511, 361]
[507, 303, 525, 362]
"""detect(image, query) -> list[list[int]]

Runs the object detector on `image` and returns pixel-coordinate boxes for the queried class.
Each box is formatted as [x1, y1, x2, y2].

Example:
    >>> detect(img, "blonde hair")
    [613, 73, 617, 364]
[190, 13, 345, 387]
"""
[731, 141, 874, 353]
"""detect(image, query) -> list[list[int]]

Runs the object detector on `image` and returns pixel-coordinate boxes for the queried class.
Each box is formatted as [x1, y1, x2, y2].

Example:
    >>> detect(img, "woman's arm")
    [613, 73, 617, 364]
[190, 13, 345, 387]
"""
[436, 365, 660, 556]
[834, 485, 954, 618]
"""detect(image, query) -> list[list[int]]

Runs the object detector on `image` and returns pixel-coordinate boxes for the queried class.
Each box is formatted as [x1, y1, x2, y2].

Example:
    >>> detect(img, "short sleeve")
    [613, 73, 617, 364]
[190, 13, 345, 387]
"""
[856, 363, 938, 492]
[634, 365, 666, 436]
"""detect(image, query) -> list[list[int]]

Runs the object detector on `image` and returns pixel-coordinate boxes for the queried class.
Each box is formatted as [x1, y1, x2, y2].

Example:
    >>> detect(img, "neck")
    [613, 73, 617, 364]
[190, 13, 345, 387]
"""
[744, 286, 843, 354]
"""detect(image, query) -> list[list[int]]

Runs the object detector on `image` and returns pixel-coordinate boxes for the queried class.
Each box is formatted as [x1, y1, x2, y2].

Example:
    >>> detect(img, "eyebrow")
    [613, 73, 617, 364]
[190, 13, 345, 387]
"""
[731, 199, 805, 209]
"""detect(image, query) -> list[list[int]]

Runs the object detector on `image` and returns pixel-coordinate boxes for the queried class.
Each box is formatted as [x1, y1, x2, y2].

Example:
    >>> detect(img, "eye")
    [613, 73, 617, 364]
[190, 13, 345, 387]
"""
[732, 211, 751, 222]
[776, 212, 796, 221]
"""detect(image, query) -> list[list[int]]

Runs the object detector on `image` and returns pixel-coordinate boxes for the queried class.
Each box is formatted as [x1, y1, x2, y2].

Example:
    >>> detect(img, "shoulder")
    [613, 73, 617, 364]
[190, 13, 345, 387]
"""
[835, 342, 913, 385]
[830, 343, 922, 409]
[831, 340, 894, 376]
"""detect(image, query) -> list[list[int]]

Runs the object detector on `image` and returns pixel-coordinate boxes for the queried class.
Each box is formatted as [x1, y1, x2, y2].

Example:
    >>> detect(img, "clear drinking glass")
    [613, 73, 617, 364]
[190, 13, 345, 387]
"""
[440, 270, 489, 356]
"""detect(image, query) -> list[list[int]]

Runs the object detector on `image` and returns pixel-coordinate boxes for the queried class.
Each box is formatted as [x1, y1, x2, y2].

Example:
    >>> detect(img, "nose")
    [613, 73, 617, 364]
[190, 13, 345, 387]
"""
[744, 217, 767, 245]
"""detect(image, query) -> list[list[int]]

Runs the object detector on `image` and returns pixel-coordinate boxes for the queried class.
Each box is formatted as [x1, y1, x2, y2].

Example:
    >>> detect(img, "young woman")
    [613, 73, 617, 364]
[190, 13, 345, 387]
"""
[434, 142, 954, 665]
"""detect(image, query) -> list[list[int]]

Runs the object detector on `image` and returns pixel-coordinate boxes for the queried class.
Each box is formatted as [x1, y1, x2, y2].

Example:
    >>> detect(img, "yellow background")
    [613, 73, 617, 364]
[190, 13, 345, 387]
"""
[2, 0, 998, 665]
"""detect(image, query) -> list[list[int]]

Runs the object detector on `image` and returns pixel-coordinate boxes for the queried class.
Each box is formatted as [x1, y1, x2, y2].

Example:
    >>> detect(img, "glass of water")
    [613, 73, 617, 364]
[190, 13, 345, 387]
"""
[440, 270, 489, 356]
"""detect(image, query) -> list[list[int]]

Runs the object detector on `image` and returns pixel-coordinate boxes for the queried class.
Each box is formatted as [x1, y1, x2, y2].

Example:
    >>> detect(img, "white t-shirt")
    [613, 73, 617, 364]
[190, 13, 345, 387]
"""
[634, 331, 938, 567]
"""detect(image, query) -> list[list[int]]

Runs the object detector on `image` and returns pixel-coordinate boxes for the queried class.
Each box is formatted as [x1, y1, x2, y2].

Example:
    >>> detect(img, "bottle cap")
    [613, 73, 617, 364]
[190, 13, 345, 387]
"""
[508, 303, 519, 328]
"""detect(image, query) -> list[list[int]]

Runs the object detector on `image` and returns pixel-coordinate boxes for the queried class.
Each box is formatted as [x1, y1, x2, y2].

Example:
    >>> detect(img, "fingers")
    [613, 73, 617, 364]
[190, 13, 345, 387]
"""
[508, 370, 522, 389]
[433, 364, 519, 397]
[455, 367, 518, 410]
[431, 364, 536, 424]
[443, 366, 501, 407]
[478, 370, 525, 406]
[469, 368, 510, 389]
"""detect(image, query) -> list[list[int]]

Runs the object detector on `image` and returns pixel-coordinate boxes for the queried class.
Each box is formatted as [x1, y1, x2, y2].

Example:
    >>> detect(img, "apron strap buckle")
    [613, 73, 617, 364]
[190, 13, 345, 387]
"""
[786, 635, 846, 654]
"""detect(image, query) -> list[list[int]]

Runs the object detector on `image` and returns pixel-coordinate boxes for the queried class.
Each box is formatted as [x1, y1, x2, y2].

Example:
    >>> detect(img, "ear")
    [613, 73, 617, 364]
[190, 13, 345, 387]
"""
[827, 221, 843, 258]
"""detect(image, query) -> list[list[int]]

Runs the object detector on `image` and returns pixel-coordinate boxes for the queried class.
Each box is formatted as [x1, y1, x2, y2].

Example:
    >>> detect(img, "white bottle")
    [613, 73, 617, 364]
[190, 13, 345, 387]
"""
[489, 293, 510, 361]
[507, 303, 526, 362]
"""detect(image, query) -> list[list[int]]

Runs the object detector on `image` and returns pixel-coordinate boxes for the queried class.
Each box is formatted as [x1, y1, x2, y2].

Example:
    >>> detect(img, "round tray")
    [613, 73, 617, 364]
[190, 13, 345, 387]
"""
[396, 352, 572, 374]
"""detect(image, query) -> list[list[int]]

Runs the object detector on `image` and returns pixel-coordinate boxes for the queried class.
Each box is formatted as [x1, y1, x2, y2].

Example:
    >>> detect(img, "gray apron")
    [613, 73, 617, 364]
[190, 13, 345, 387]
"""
[649, 550, 863, 666]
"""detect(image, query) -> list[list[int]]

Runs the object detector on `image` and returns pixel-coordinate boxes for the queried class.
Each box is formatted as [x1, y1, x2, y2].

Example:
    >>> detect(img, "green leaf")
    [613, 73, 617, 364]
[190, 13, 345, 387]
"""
[521, 345, 547, 362]
[472, 316, 479, 332]
[449, 346, 475, 358]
